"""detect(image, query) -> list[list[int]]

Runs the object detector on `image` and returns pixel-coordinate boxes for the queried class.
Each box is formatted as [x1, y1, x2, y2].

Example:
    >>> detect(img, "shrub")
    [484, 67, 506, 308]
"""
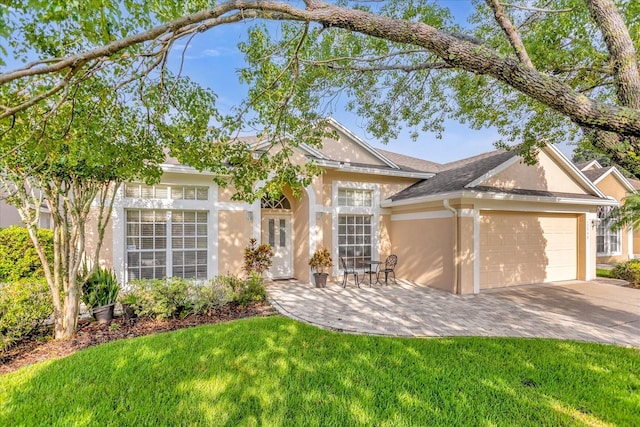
[243, 238, 274, 276]
[0, 280, 53, 351]
[233, 273, 267, 307]
[0, 226, 54, 282]
[611, 260, 640, 287]
[189, 277, 233, 315]
[129, 277, 191, 319]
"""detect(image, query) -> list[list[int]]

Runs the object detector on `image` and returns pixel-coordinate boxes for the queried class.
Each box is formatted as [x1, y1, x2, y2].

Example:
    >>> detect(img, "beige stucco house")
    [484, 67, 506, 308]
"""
[1, 119, 619, 293]
[577, 160, 638, 263]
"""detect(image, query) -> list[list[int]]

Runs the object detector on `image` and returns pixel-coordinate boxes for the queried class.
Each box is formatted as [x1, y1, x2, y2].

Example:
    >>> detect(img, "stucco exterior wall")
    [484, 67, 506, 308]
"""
[217, 210, 250, 276]
[318, 131, 386, 166]
[321, 171, 417, 203]
[390, 217, 455, 292]
[289, 189, 310, 282]
[483, 150, 588, 194]
[85, 208, 115, 269]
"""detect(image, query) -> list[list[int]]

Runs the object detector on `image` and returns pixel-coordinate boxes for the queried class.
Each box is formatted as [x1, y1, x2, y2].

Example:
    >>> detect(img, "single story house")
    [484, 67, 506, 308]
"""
[0, 119, 621, 293]
[576, 160, 638, 263]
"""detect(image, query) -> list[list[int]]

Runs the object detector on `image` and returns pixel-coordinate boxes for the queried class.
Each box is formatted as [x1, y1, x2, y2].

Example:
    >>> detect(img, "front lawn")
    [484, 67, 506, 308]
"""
[1, 317, 638, 426]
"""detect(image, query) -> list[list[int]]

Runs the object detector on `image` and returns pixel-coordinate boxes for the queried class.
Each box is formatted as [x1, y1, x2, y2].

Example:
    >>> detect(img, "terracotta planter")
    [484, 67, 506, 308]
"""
[93, 303, 115, 324]
[313, 273, 329, 288]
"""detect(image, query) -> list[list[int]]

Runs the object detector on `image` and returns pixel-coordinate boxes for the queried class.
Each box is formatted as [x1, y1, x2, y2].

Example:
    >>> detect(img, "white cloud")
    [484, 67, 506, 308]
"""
[201, 49, 221, 57]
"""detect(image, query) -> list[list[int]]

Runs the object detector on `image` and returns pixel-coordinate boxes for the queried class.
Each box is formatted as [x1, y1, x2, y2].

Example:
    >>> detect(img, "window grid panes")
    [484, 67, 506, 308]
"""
[338, 215, 372, 268]
[125, 184, 208, 200]
[338, 188, 373, 207]
[171, 211, 208, 280]
[126, 210, 208, 281]
[126, 210, 167, 280]
[596, 206, 620, 254]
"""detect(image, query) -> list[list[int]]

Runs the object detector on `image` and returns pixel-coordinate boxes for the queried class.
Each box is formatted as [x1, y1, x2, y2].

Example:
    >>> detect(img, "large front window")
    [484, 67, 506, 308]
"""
[338, 215, 372, 267]
[596, 206, 621, 255]
[126, 210, 207, 281]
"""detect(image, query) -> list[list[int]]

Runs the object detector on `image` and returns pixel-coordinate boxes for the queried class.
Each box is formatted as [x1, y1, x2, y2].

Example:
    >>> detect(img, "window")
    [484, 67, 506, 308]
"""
[126, 210, 207, 281]
[125, 184, 208, 200]
[596, 206, 621, 255]
[338, 215, 372, 267]
[338, 188, 373, 207]
[261, 194, 291, 210]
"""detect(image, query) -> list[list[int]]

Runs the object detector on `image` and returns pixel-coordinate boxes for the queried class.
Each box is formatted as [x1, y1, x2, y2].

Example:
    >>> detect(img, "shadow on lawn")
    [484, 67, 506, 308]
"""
[1, 317, 639, 426]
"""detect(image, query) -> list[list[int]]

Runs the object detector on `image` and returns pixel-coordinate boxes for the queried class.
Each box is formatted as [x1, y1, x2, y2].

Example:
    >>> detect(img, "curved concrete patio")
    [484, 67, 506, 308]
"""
[266, 279, 640, 347]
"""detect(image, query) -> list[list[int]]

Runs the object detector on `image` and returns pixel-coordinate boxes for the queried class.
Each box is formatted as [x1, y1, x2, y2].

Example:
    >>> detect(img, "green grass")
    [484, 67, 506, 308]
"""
[1, 317, 639, 426]
[596, 268, 615, 278]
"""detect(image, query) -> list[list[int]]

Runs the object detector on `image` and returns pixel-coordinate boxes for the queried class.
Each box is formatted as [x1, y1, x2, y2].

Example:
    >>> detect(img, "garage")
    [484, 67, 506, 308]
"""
[479, 211, 578, 289]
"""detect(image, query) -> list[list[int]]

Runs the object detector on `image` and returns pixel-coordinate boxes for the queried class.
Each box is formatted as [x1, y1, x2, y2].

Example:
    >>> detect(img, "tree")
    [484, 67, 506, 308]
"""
[2, 0, 640, 337]
[0, 74, 220, 338]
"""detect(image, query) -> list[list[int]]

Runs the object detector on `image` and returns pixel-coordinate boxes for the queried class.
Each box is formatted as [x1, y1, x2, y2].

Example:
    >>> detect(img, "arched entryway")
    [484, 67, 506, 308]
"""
[261, 194, 293, 278]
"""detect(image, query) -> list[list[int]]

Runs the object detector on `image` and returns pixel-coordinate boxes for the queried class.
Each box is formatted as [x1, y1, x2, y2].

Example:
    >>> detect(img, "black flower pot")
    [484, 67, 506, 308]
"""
[93, 303, 115, 324]
[121, 303, 137, 319]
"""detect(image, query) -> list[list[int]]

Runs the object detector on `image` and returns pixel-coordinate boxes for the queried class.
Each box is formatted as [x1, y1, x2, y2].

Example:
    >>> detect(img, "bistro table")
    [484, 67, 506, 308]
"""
[360, 260, 382, 286]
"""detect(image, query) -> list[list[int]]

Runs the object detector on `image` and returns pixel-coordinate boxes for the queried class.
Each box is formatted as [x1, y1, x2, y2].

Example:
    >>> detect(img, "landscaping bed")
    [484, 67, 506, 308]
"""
[0, 301, 275, 374]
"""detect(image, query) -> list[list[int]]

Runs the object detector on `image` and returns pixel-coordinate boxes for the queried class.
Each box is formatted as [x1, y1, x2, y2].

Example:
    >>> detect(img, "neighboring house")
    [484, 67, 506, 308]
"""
[576, 160, 638, 262]
[0, 200, 52, 229]
[0, 119, 617, 293]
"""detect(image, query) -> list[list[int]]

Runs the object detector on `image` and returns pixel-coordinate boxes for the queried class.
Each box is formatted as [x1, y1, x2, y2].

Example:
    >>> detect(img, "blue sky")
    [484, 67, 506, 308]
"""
[164, 1, 575, 164]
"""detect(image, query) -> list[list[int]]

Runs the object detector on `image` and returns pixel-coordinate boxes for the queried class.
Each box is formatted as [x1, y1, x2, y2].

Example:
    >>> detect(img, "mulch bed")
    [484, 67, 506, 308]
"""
[0, 301, 276, 375]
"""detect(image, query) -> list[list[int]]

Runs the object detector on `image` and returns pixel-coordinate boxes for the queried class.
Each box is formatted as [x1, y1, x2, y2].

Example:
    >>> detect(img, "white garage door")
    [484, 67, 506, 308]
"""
[480, 211, 578, 289]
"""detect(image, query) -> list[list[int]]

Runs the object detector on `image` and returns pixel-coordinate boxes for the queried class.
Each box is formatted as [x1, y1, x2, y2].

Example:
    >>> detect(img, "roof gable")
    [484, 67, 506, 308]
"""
[316, 118, 400, 169]
[583, 166, 636, 197]
[475, 146, 597, 196]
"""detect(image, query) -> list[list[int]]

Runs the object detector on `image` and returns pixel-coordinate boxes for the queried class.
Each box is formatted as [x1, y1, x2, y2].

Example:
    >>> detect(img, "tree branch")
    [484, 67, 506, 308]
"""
[485, 0, 535, 68]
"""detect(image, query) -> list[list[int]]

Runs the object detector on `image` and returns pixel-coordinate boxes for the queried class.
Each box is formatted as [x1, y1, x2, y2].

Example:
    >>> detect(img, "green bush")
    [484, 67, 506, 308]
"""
[0, 226, 54, 282]
[611, 260, 640, 287]
[129, 277, 191, 319]
[189, 277, 233, 315]
[233, 273, 267, 307]
[124, 274, 266, 318]
[0, 280, 53, 351]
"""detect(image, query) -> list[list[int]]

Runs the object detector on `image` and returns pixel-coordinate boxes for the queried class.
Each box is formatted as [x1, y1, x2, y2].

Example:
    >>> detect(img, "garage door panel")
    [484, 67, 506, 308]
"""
[480, 212, 577, 289]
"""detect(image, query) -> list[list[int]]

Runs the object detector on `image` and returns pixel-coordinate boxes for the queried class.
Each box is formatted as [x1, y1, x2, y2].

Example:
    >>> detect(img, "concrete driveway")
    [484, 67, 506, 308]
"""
[266, 279, 640, 347]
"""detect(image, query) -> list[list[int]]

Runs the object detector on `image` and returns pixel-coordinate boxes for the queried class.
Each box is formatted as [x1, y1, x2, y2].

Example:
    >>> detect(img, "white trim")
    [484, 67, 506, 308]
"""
[391, 210, 452, 221]
[628, 226, 634, 260]
[300, 143, 330, 160]
[327, 117, 400, 169]
[210, 185, 219, 278]
[382, 189, 616, 208]
[586, 212, 597, 280]
[465, 156, 521, 188]
[591, 166, 637, 193]
[473, 200, 611, 214]
[160, 163, 219, 175]
[252, 200, 261, 240]
[579, 159, 603, 171]
[459, 208, 475, 218]
[473, 209, 480, 294]
[306, 185, 318, 260]
[331, 180, 381, 276]
[312, 159, 434, 179]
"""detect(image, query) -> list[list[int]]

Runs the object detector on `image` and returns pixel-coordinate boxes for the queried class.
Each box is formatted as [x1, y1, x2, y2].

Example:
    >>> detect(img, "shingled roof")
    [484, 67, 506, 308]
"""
[581, 167, 614, 183]
[390, 150, 518, 201]
[375, 149, 442, 173]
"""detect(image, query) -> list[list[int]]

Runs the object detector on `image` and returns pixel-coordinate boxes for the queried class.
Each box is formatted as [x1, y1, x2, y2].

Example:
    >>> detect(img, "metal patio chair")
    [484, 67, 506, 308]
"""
[340, 256, 360, 288]
[381, 254, 398, 285]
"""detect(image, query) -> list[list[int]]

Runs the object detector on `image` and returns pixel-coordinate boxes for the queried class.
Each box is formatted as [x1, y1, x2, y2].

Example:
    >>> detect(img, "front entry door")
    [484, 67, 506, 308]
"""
[261, 214, 292, 279]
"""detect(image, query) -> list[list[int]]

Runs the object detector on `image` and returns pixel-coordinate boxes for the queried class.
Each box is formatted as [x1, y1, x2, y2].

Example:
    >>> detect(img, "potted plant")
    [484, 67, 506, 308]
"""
[309, 247, 333, 288]
[82, 267, 120, 324]
[118, 292, 138, 319]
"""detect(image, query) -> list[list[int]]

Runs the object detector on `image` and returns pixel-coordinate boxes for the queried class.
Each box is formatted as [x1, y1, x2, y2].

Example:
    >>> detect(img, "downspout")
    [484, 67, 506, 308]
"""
[443, 199, 459, 294]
